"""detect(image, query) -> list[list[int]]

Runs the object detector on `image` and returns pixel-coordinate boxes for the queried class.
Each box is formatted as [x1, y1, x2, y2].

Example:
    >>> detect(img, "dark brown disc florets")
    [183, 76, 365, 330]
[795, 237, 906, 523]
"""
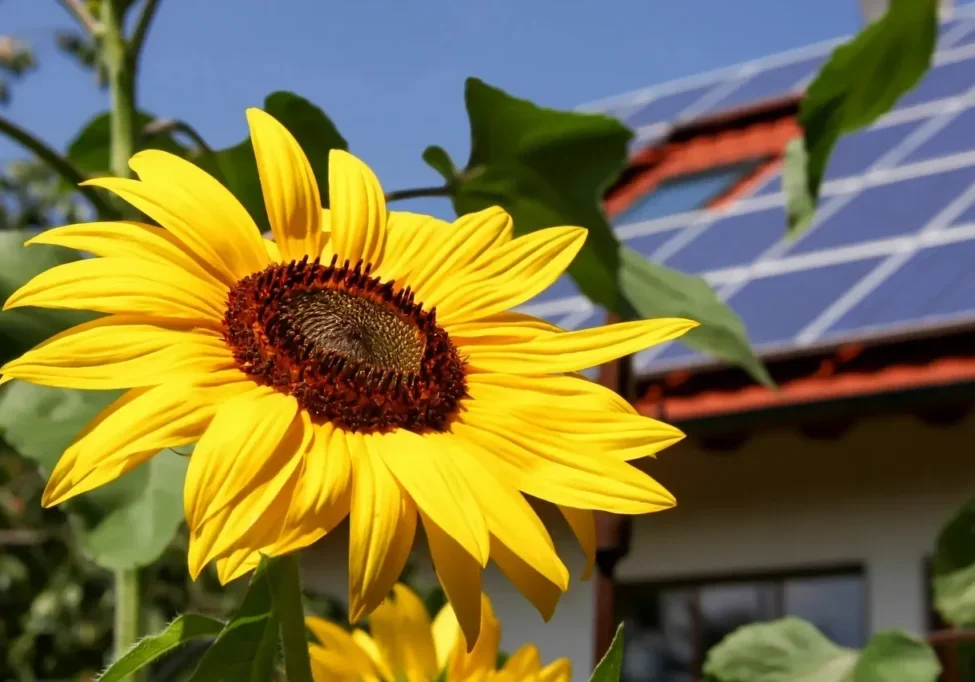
[223, 254, 467, 433]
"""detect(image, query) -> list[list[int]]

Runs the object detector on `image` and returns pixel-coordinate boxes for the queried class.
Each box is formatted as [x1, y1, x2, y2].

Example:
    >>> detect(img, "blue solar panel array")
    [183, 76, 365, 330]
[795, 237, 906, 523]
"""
[522, 9, 975, 375]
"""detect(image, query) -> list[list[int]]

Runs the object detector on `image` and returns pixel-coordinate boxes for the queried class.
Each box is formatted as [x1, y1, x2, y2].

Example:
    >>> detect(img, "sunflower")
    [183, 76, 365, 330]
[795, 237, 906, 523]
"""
[307, 582, 570, 682]
[1, 108, 696, 647]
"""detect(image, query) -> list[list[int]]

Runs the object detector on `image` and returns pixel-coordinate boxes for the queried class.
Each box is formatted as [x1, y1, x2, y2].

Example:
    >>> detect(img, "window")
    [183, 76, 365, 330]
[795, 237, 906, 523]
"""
[615, 568, 867, 682]
[612, 162, 759, 226]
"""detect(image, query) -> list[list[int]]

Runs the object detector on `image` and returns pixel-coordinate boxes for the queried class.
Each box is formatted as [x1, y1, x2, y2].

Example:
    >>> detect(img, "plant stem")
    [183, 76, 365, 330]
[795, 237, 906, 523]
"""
[268, 555, 314, 682]
[101, 0, 136, 181]
[55, 0, 100, 35]
[384, 184, 452, 203]
[0, 114, 120, 218]
[113, 568, 141, 663]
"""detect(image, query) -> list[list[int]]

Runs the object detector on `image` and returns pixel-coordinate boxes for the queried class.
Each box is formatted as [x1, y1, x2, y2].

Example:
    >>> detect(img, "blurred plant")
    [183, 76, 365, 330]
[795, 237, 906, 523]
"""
[0, 34, 34, 104]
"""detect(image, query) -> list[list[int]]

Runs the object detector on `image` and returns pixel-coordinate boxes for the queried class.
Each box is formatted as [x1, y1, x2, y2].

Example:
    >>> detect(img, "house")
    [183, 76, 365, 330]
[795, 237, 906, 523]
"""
[304, 3, 975, 680]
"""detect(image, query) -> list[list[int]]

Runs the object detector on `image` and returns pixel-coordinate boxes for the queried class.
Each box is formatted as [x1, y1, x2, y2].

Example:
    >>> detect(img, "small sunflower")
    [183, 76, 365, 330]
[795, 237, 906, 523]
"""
[1, 108, 696, 646]
[307, 582, 570, 682]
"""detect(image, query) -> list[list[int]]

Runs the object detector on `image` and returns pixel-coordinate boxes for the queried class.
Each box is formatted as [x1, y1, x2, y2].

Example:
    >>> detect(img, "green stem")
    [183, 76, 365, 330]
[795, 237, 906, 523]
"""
[384, 184, 452, 203]
[102, 0, 136, 180]
[0, 114, 120, 218]
[113, 568, 141, 668]
[268, 555, 314, 682]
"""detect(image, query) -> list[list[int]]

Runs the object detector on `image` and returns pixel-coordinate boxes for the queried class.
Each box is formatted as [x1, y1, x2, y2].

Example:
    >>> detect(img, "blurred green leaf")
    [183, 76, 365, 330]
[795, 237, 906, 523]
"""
[422, 145, 456, 180]
[785, 0, 937, 234]
[0, 381, 188, 570]
[215, 90, 348, 232]
[589, 624, 624, 682]
[67, 111, 187, 178]
[431, 77, 627, 313]
[97, 614, 225, 682]
[0, 231, 95, 364]
[704, 617, 938, 682]
[934, 495, 975, 626]
[189, 558, 279, 682]
[619, 247, 773, 387]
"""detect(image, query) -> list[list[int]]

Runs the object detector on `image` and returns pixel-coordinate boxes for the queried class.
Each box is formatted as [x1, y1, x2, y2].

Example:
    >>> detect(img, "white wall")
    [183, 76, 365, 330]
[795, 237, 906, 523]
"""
[618, 410, 975, 634]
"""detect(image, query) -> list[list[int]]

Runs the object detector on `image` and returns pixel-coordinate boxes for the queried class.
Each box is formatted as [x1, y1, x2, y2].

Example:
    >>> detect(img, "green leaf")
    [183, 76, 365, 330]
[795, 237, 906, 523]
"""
[422, 145, 456, 181]
[67, 110, 188, 177]
[588, 624, 624, 682]
[785, 0, 938, 234]
[438, 77, 629, 313]
[0, 231, 95, 365]
[0, 381, 188, 570]
[97, 614, 225, 682]
[704, 617, 860, 682]
[215, 91, 348, 231]
[189, 558, 280, 682]
[934, 495, 975, 626]
[619, 247, 774, 388]
[704, 618, 939, 682]
[852, 631, 940, 682]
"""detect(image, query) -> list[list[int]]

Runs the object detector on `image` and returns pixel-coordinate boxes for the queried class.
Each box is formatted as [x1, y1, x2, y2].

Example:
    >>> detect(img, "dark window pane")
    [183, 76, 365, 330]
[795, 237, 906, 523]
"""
[617, 587, 696, 682]
[783, 574, 866, 647]
[698, 582, 778, 654]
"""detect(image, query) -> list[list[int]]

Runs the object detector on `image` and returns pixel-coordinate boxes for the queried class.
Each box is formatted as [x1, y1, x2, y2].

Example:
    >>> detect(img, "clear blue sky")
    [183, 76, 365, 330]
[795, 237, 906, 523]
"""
[2, 0, 859, 218]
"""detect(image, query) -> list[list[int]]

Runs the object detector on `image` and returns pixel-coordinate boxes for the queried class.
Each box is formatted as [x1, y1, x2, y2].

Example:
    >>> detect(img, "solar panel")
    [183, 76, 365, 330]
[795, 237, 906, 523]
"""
[785, 165, 975, 255]
[546, 14, 975, 374]
[900, 105, 975, 164]
[663, 206, 787, 274]
[896, 56, 975, 109]
[825, 237, 975, 336]
[613, 167, 752, 225]
[703, 56, 827, 115]
[624, 86, 712, 129]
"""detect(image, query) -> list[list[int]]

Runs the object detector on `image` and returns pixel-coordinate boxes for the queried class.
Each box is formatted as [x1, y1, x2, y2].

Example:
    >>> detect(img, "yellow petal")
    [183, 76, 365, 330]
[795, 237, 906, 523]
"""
[466, 380, 684, 461]
[538, 659, 572, 682]
[436, 591, 502, 681]
[376, 212, 447, 284]
[351, 630, 396, 681]
[0, 316, 233, 390]
[448, 439, 568, 590]
[447, 312, 562, 345]
[435, 227, 586, 326]
[454, 407, 675, 513]
[374, 429, 489, 567]
[558, 506, 596, 580]
[348, 435, 418, 622]
[91, 154, 267, 284]
[504, 644, 542, 677]
[27, 221, 227, 289]
[465, 318, 698, 374]
[369, 583, 439, 681]
[307, 616, 379, 679]
[42, 374, 254, 506]
[3, 258, 228, 325]
[423, 511, 483, 652]
[327, 149, 387, 267]
[246, 108, 323, 261]
[403, 207, 512, 306]
[467, 372, 636, 414]
[183, 390, 303, 530]
[491, 538, 563, 621]
[215, 549, 263, 584]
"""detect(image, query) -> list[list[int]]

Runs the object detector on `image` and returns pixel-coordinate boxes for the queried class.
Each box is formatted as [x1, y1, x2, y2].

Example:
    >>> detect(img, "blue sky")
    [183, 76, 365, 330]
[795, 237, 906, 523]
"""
[2, 0, 859, 218]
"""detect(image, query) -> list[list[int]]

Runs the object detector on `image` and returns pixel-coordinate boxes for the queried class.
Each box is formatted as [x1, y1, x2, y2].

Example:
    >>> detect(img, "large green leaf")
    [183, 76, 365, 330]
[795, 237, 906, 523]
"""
[189, 559, 279, 682]
[704, 618, 938, 682]
[0, 231, 95, 365]
[0, 381, 188, 570]
[934, 495, 975, 626]
[67, 110, 188, 177]
[619, 247, 773, 387]
[785, 0, 938, 234]
[589, 624, 624, 682]
[428, 77, 627, 313]
[215, 90, 348, 231]
[97, 614, 225, 682]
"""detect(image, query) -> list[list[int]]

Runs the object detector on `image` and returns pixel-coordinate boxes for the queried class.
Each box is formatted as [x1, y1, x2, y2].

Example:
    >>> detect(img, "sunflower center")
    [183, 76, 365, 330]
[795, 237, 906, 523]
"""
[223, 255, 467, 433]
